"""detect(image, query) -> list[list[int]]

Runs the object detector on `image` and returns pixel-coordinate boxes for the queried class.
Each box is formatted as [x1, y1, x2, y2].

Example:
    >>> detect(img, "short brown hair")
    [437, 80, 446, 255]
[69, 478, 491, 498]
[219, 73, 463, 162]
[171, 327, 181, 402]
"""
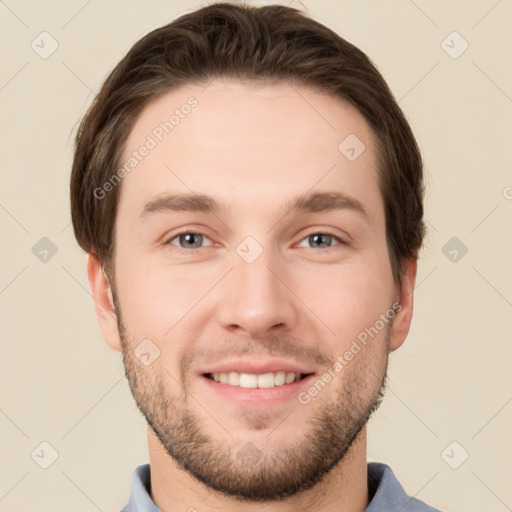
[70, 1, 426, 290]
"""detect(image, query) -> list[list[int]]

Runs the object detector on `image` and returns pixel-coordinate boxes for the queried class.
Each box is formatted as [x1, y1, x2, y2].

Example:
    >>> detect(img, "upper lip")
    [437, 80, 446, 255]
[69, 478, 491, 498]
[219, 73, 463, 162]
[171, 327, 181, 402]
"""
[199, 358, 316, 376]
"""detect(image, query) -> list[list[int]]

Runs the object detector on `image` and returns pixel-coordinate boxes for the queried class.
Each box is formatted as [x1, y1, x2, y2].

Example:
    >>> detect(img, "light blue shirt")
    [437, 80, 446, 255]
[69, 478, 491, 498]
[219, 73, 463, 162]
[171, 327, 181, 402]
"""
[120, 462, 442, 511]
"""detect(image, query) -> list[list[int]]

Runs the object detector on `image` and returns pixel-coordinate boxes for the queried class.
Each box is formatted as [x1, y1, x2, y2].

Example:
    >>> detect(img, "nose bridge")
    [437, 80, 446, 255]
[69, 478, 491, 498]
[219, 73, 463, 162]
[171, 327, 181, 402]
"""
[217, 239, 298, 336]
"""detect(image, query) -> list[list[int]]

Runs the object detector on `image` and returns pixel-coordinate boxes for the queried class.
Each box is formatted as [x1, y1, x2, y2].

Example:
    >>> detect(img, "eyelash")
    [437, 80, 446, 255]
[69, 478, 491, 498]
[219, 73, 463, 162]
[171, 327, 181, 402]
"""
[164, 229, 347, 253]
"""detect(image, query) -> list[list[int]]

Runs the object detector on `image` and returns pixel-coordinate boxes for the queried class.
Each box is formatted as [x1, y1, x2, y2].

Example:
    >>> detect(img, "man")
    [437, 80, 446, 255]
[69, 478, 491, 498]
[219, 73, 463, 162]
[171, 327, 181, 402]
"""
[70, 2, 441, 511]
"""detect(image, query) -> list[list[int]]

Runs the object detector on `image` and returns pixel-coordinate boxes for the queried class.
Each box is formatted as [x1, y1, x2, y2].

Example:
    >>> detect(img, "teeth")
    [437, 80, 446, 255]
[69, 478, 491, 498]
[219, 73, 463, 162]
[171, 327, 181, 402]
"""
[285, 372, 297, 384]
[210, 371, 302, 388]
[227, 371, 239, 385]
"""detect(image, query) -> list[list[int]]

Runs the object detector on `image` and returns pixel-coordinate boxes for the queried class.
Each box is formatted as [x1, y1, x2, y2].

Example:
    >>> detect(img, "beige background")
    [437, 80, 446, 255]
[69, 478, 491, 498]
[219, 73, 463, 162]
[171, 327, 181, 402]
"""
[1, 0, 511, 511]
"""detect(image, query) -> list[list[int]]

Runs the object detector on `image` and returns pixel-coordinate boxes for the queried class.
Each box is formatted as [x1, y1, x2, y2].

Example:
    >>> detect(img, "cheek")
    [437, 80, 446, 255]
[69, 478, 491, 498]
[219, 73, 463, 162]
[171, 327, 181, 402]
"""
[301, 262, 392, 342]
[118, 255, 223, 341]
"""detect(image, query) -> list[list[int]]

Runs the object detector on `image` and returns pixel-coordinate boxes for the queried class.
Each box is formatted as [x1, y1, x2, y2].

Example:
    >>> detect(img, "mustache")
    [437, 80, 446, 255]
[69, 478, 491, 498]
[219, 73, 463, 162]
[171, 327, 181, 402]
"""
[181, 335, 333, 373]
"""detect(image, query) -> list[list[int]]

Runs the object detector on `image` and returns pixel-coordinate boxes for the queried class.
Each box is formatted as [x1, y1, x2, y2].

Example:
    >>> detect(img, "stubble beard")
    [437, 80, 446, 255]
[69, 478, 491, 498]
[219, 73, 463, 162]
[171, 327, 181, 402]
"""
[114, 292, 390, 503]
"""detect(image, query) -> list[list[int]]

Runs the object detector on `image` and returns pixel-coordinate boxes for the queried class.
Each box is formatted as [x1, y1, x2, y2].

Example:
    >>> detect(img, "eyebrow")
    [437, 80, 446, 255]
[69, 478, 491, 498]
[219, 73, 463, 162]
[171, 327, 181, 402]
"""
[139, 191, 370, 222]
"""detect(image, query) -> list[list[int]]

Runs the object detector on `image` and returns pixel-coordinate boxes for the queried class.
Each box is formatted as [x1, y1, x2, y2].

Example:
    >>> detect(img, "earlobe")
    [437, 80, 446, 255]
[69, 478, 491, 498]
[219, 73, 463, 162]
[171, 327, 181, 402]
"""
[389, 258, 417, 353]
[86, 252, 123, 352]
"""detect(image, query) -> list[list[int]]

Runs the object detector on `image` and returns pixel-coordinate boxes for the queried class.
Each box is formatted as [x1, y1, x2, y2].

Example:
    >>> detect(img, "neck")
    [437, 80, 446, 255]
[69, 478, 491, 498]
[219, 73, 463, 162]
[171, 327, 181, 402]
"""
[147, 426, 369, 512]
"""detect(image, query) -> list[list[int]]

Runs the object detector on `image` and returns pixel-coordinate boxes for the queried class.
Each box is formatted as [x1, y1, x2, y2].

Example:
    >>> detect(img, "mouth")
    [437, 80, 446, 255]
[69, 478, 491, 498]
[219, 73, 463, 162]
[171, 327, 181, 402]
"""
[199, 371, 317, 406]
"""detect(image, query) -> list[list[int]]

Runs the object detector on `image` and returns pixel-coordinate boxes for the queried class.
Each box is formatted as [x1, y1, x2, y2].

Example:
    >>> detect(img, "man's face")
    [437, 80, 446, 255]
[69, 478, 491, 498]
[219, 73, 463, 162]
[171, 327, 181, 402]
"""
[108, 79, 404, 501]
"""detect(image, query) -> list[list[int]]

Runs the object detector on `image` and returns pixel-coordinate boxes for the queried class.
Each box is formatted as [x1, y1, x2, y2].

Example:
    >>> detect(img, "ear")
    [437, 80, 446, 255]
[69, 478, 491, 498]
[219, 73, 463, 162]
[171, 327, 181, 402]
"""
[86, 252, 122, 352]
[389, 257, 417, 353]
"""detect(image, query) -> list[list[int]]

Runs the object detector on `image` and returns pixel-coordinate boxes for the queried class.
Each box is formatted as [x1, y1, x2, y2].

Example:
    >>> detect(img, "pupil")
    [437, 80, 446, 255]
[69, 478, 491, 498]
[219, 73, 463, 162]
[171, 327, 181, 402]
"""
[183, 233, 200, 248]
[311, 234, 329, 248]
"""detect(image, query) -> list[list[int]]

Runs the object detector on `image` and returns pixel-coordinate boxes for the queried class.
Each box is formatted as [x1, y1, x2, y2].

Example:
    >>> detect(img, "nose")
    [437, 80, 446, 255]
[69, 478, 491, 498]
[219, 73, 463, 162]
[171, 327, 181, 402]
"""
[216, 246, 299, 338]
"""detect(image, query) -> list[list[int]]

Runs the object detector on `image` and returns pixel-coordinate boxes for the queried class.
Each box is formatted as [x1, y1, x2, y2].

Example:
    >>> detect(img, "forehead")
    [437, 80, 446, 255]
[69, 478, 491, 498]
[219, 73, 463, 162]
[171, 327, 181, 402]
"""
[117, 79, 382, 222]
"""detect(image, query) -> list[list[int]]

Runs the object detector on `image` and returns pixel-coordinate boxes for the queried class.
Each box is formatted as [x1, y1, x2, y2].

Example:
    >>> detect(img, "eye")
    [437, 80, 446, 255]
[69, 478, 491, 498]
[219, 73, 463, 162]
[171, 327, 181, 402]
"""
[165, 230, 346, 252]
[297, 231, 345, 250]
[167, 232, 213, 250]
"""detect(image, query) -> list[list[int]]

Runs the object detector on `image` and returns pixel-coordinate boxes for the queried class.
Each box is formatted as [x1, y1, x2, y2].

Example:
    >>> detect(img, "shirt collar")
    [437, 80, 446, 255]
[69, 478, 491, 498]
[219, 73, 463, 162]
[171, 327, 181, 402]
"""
[365, 462, 440, 511]
[121, 464, 161, 512]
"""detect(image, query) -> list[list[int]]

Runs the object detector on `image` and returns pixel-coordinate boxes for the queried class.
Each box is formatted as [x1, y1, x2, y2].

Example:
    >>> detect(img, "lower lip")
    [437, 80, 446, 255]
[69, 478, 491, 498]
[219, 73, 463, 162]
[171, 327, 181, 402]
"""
[199, 374, 316, 405]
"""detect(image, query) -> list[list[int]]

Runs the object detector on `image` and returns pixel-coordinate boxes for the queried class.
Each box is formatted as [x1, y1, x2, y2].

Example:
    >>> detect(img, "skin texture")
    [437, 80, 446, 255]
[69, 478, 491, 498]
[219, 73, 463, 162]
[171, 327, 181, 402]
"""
[87, 79, 417, 512]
